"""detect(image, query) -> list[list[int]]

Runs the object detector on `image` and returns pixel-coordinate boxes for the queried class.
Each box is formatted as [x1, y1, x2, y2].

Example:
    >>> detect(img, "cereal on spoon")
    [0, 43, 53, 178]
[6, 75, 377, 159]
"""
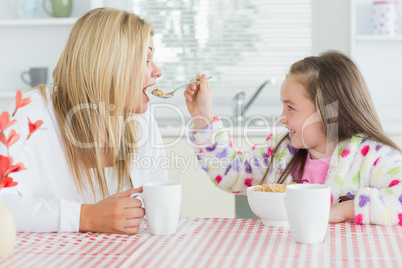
[152, 88, 165, 96]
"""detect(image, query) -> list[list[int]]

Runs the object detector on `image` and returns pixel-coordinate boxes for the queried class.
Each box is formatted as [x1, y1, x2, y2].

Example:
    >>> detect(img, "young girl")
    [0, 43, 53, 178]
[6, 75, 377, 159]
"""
[185, 51, 402, 226]
[0, 8, 167, 234]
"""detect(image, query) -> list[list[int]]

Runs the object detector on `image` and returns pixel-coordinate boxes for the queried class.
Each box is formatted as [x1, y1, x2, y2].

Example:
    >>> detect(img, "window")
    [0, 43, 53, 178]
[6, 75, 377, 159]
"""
[103, 0, 314, 94]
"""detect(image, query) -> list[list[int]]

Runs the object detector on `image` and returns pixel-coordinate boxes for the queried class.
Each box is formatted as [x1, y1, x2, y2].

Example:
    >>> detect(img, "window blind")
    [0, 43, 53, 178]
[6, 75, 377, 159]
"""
[103, 0, 313, 94]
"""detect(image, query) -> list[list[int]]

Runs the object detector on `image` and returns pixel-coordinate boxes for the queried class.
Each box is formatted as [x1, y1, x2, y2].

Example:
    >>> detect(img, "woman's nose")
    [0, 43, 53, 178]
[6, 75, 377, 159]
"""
[153, 64, 162, 79]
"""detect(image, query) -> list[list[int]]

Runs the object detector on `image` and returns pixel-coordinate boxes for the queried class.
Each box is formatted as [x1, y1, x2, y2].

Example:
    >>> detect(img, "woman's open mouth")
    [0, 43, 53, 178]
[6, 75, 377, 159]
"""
[143, 87, 149, 101]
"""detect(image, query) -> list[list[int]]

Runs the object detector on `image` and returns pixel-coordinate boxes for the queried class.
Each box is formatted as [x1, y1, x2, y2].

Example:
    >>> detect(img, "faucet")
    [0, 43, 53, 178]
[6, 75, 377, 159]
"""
[233, 78, 276, 124]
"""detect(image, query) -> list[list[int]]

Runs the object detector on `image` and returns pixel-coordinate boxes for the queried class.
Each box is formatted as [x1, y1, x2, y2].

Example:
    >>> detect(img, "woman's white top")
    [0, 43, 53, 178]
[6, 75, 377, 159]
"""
[0, 86, 168, 232]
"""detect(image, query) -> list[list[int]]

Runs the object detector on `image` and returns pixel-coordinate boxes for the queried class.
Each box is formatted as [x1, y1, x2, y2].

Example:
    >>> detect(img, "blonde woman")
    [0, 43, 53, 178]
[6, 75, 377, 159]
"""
[0, 8, 167, 234]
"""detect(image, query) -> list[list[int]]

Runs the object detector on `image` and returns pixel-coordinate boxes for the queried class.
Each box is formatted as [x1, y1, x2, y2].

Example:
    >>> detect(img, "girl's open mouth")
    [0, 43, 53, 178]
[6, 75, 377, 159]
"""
[289, 130, 295, 138]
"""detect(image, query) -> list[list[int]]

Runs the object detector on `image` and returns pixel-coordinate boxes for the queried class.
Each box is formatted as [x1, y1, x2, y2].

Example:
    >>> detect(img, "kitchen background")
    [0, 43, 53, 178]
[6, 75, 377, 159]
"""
[1, 0, 401, 218]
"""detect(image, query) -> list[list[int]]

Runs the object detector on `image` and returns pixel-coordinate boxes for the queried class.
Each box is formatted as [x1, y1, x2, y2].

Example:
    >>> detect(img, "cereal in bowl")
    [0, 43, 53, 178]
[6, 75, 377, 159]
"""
[253, 182, 297, 193]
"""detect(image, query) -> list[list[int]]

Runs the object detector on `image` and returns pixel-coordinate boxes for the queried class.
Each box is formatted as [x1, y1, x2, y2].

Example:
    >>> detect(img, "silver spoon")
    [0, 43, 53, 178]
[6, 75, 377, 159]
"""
[152, 76, 213, 98]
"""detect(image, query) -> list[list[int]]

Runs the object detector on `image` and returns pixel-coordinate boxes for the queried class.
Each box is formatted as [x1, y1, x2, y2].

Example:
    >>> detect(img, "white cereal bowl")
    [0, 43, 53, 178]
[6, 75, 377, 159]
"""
[247, 186, 288, 227]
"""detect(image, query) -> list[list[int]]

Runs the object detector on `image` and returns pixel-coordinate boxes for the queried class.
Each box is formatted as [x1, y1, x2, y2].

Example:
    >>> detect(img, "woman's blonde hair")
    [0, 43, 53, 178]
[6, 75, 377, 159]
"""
[39, 8, 153, 200]
[268, 50, 400, 184]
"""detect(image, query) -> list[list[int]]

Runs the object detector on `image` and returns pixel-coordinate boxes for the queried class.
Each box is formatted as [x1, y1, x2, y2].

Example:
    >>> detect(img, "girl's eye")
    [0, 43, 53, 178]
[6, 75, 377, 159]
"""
[288, 105, 294, 111]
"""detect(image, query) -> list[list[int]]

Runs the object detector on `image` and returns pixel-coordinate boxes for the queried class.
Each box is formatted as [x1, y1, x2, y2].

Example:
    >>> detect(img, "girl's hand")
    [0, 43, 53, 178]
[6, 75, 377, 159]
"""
[80, 187, 144, 235]
[329, 200, 354, 223]
[184, 74, 213, 130]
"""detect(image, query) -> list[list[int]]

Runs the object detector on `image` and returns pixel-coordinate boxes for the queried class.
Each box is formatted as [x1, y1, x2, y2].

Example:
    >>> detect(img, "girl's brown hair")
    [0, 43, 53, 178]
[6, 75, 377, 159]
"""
[268, 50, 400, 184]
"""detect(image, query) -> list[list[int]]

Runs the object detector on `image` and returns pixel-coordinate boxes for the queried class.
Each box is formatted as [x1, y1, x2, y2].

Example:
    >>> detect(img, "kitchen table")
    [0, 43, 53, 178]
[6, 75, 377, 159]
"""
[1, 218, 401, 268]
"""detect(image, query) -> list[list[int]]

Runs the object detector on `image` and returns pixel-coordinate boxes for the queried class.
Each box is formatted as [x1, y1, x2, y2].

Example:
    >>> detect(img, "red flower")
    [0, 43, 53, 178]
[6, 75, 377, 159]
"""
[0, 156, 26, 178]
[0, 129, 20, 148]
[0, 90, 41, 189]
[27, 118, 43, 140]
[0, 177, 17, 188]
[0, 111, 16, 132]
[12, 90, 31, 117]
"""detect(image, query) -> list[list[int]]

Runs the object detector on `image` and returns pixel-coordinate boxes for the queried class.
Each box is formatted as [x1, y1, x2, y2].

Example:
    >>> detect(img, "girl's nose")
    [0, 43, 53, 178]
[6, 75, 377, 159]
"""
[279, 114, 287, 124]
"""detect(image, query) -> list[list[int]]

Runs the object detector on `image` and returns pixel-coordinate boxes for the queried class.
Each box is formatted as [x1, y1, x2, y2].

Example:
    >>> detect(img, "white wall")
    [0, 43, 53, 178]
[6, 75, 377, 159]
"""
[316, 0, 350, 54]
[0, 1, 90, 95]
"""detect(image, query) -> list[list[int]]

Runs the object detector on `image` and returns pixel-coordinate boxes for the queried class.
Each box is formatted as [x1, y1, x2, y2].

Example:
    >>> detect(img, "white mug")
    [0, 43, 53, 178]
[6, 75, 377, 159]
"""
[130, 181, 181, 235]
[284, 184, 331, 244]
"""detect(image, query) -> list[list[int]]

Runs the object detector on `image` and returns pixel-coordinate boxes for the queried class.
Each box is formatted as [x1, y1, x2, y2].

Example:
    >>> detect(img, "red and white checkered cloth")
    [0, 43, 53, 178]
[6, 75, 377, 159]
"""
[1, 218, 401, 267]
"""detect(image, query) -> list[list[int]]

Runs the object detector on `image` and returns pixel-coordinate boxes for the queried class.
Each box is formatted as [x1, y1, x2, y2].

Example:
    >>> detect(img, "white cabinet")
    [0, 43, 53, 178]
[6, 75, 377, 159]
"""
[0, 1, 93, 111]
[163, 136, 235, 218]
[350, 0, 402, 132]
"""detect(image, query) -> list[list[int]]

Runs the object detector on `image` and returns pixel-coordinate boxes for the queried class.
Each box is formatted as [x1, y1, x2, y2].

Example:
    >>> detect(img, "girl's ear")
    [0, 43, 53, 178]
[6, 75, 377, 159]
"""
[325, 101, 338, 124]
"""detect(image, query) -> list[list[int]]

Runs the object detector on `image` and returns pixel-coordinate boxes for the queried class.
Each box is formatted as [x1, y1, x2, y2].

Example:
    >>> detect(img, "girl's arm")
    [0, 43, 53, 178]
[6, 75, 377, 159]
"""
[353, 144, 402, 225]
[190, 118, 286, 194]
[185, 76, 293, 194]
[329, 200, 354, 223]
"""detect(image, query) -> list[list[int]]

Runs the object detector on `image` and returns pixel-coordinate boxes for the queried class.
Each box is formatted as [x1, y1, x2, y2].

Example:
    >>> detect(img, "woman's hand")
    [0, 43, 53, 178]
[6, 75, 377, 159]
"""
[329, 200, 354, 223]
[80, 187, 144, 235]
[184, 74, 213, 130]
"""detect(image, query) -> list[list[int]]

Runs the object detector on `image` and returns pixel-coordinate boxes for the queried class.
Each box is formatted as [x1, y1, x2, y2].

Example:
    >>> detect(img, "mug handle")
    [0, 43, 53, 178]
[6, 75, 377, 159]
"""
[130, 193, 148, 224]
[42, 0, 53, 16]
[21, 71, 31, 86]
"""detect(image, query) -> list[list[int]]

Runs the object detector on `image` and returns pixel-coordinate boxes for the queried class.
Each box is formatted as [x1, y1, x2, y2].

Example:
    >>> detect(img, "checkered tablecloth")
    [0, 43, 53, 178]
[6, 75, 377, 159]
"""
[1, 218, 401, 268]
